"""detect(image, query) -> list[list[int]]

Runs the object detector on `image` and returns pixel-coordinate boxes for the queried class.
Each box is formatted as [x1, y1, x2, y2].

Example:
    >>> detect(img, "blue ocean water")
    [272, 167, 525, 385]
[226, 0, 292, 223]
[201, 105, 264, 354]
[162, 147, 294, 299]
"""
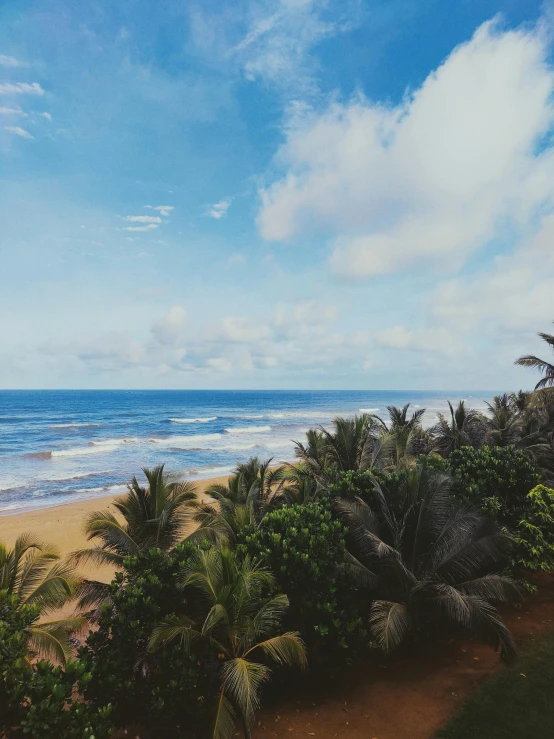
[0, 390, 494, 514]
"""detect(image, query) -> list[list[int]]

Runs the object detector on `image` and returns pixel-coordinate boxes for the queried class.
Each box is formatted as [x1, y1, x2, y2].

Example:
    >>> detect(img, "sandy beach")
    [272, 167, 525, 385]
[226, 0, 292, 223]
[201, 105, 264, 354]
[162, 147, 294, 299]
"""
[0, 473, 231, 589]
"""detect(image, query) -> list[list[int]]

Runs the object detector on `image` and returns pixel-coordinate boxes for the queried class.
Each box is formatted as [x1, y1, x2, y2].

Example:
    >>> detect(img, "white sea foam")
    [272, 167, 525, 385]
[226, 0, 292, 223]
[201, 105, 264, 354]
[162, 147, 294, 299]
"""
[188, 465, 235, 478]
[359, 408, 379, 413]
[224, 425, 272, 434]
[150, 433, 222, 446]
[51, 439, 128, 458]
[169, 416, 217, 424]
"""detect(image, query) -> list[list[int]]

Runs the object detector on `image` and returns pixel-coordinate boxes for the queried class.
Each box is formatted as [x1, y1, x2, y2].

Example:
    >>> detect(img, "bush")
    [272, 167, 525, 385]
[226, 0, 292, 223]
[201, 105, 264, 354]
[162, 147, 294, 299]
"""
[514, 485, 554, 574]
[81, 544, 213, 738]
[0, 591, 112, 739]
[327, 470, 375, 501]
[441, 445, 540, 527]
[238, 502, 368, 657]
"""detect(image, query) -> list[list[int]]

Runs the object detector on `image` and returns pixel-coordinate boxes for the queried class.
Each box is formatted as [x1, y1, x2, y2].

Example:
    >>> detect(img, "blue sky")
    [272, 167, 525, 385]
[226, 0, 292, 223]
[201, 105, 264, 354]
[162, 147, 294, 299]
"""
[1, 0, 553, 390]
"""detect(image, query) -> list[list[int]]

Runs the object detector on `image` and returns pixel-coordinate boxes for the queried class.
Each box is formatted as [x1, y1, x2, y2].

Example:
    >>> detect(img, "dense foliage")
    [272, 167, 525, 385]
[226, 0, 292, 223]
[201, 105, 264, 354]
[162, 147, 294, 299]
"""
[149, 545, 306, 739]
[513, 485, 554, 574]
[337, 466, 520, 660]
[238, 502, 368, 655]
[0, 591, 112, 739]
[443, 446, 541, 526]
[81, 544, 212, 738]
[0, 535, 83, 663]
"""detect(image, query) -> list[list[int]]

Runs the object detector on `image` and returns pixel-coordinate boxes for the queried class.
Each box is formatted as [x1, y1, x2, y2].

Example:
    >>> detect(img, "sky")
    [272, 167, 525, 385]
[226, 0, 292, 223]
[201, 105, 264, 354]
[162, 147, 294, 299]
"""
[1, 0, 554, 391]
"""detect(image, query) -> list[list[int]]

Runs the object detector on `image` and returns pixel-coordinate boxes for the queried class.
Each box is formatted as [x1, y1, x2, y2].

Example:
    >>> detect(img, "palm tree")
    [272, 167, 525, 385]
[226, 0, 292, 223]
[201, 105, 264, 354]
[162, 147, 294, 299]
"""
[70, 465, 197, 606]
[292, 429, 328, 478]
[190, 458, 284, 546]
[336, 466, 519, 661]
[485, 394, 521, 447]
[318, 415, 379, 472]
[206, 457, 283, 514]
[149, 546, 307, 739]
[0, 534, 84, 663]
[372, 404, 425, 465]
[509, 390, 533, 416]
[433, 400, 484, 455]
[515, 325, 554, 390]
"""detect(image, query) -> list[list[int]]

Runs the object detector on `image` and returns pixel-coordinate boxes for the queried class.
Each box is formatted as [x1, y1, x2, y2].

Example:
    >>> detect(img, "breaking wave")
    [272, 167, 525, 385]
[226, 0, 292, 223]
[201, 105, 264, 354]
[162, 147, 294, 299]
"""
[169, 416, 217, 424]
[224, 426, 272, 434]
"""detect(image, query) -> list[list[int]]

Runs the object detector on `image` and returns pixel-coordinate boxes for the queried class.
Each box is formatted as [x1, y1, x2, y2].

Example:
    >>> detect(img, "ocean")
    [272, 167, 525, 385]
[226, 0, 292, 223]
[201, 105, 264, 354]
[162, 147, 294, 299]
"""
[0, 390, 494, 514]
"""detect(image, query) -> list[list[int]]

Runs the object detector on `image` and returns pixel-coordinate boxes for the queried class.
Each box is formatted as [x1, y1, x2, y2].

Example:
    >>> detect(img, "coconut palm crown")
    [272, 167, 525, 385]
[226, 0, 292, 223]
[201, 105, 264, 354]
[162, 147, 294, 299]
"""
[70, 465, 197, 606]
[515, 325, 554, 390]
[336, 465, 520, 661]
[149, 545, 306, 739]
[0, 533, 83, 663]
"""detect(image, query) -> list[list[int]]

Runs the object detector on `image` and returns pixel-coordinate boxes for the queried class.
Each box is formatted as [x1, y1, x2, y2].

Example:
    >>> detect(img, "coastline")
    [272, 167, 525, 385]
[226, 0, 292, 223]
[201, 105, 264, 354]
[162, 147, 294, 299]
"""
[0, 472, 231, 589]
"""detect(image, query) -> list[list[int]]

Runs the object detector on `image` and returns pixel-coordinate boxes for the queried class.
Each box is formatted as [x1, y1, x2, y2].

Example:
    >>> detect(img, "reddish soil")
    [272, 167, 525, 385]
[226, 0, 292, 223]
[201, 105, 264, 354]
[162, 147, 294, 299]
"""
[251, 575, 554, 739]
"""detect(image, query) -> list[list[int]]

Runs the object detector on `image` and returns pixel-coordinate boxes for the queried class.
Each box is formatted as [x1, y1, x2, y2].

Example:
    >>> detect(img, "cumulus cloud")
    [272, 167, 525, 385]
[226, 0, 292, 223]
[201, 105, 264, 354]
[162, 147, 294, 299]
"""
[220, 317, 271, 343]
[374, 325, 464, 357]
[207, 198, 232, 219]
[258, 17, 554, 279]
[151, 306, 188, 346]
[0, 82, 44, 95]
[145, 204, 174, 217]
[432, 213, 554, 337]
[123, 224, 158, 232]
[4, 125, 33, 139]
[0, 106, 26, 115]
[0, 54, 24, 67]
[124, 215, 162, 224]
[40, 111, 52, 120]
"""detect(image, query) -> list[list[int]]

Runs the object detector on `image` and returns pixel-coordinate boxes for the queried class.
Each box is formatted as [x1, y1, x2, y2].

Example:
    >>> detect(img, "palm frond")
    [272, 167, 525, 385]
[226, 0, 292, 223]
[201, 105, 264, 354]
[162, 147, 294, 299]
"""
[211, 691, 236, 739]
[220, 657, 270, 727]
[245, 632, 307, 669]
[28, 616, 85, 664]
[369, 600, 412, 652]
[148, 614, 199, 654]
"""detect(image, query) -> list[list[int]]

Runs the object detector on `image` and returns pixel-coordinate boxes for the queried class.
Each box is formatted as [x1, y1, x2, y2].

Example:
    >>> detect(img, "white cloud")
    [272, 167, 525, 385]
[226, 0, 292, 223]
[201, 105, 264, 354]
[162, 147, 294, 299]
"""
[152, 205, 174, 216]
[432, 213, 554, 337]
[229, 0, 357, 92]
[0, 54, 24, 67]
[0, 82, 44, 95]
[258, 17, 554, 279]
[151, 306, 188, 346]
[206, 356, 233, 373]
[4, 125, 33, 139]
[220, 317, 271, 343]
[40, 111, 52, 121]
[207, 198, 232, 219]
[374, 325, 464, 357]
[123, 224, 159, 232]
[0, 106, 26, 115]
[124, 215, 162, 224]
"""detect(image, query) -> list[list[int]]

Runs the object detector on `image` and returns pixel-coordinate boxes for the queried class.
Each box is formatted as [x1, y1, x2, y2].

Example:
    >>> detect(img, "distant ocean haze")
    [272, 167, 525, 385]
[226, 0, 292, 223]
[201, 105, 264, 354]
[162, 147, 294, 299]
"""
[0, 390, 495, 514]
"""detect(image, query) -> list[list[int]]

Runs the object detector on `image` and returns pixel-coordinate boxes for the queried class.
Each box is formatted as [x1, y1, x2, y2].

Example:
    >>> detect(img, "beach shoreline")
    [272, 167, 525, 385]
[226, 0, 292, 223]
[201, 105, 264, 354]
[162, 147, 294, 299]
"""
[0, 472, 232, 588]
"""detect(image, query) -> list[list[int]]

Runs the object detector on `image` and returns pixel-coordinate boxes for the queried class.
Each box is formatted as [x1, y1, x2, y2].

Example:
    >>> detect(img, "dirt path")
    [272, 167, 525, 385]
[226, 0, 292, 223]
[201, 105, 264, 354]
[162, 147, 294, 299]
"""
[252, 575, 554, 739]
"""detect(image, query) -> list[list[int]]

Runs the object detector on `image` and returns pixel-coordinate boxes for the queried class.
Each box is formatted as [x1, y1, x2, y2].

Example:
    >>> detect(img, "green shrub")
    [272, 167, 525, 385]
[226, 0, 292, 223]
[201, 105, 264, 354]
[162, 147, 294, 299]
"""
[441, 445, 540, 527]
[514, 485, 554, 574]
[0, 591, 112, 739]
[327, 469, 375, 501]
[81, 544, 213, 738]
[238, 502, 368, 656]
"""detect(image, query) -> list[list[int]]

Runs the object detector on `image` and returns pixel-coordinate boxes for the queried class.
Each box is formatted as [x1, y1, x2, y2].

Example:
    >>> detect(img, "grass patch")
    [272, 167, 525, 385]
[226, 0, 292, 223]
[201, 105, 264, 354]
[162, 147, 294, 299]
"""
[435, 631, 554, 739]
